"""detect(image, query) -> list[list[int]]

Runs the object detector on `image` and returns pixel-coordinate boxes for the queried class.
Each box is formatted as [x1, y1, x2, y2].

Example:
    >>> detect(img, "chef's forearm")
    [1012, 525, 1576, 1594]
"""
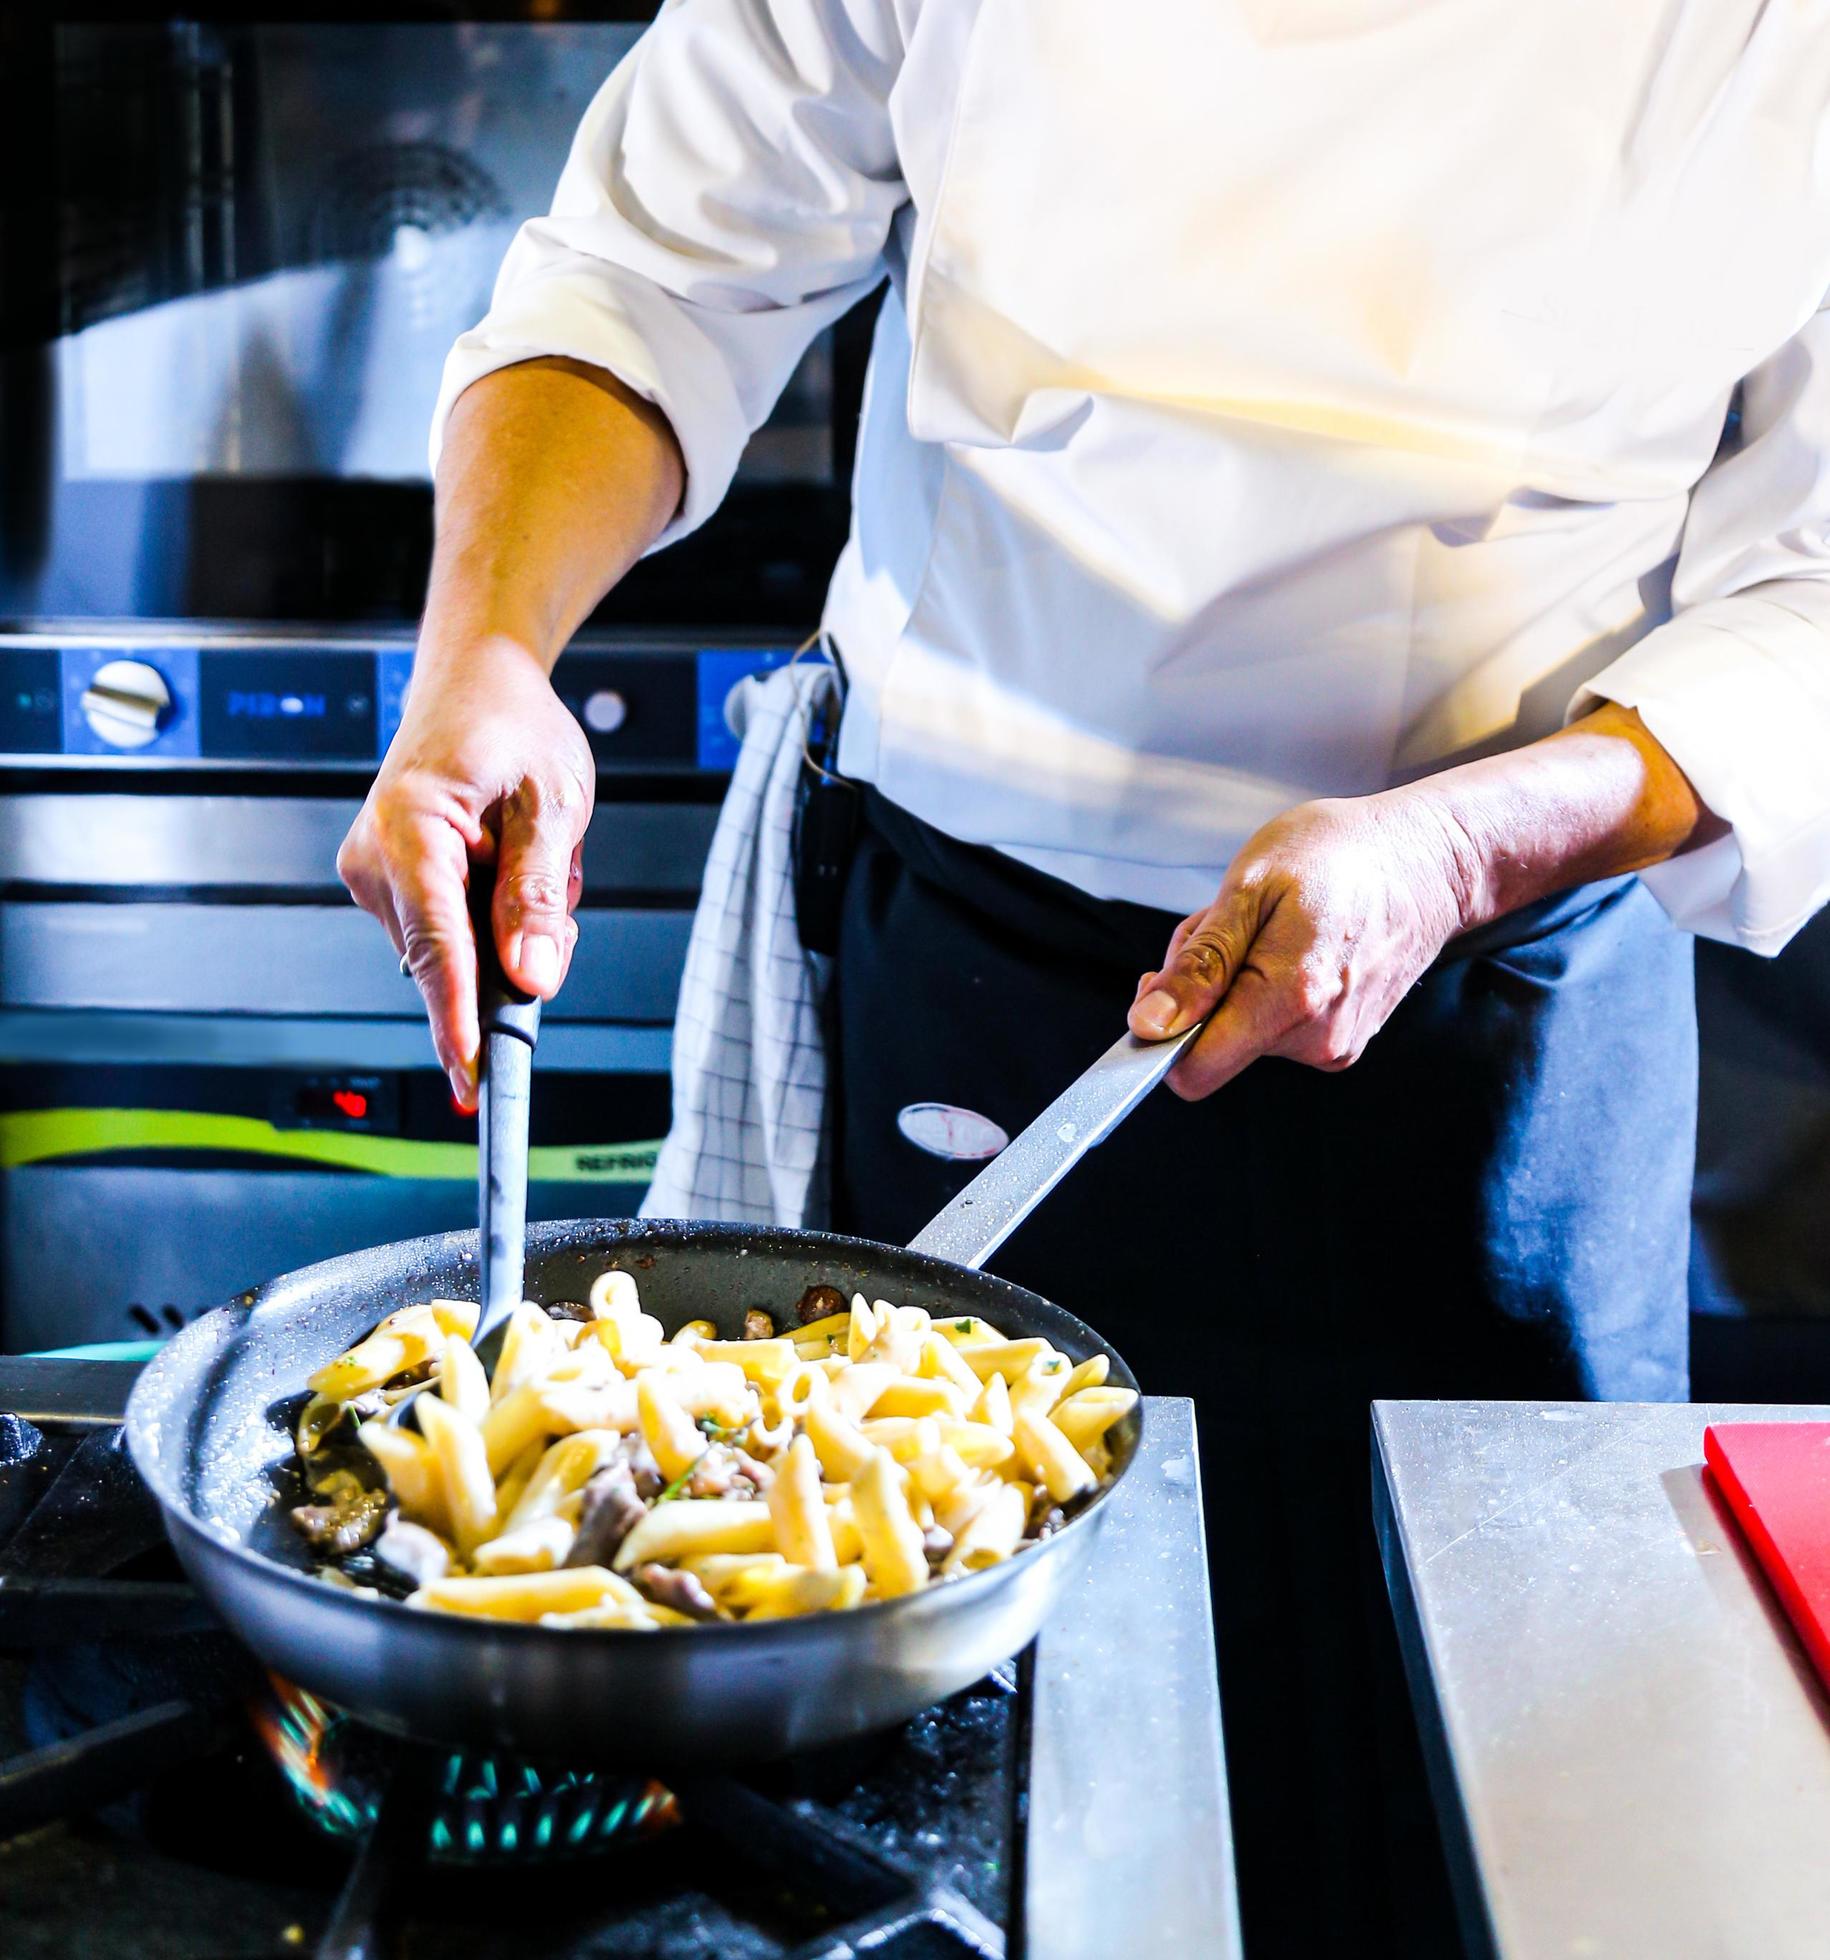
[1402, 702, 1727, 934]
[418, 356, 686, 676]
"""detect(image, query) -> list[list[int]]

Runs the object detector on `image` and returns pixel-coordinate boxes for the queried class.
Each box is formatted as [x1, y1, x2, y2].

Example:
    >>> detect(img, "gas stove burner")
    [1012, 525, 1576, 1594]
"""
[253, 1674, 677, 1864]
[1, 1357, 1216, 1958]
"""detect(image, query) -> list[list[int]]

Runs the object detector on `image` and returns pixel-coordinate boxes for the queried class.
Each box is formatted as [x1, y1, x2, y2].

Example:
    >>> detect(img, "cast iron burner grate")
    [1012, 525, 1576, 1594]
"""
[0, 1366, 1023, 1959]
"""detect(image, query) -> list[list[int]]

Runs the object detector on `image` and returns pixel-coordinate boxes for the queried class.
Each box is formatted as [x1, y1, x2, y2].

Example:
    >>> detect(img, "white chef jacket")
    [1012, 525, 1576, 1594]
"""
[435, 0, 1830, 953]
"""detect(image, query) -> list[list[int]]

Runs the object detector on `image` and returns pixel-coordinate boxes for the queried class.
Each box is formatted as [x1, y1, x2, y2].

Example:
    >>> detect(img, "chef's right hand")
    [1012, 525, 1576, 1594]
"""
[337, 637, 593, 1108]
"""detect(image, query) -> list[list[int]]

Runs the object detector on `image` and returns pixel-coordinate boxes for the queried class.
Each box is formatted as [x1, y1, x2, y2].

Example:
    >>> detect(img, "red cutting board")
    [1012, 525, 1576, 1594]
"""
[1704, 1422, 1830, 1692]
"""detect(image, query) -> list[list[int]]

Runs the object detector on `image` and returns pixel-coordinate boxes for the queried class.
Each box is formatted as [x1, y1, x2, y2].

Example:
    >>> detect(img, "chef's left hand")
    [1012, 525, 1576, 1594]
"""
[1126, 791, 1473, 1099]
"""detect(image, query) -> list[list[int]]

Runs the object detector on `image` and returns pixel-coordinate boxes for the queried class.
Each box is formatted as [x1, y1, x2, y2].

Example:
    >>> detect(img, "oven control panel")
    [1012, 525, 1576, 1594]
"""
[0, 634, 797, 772]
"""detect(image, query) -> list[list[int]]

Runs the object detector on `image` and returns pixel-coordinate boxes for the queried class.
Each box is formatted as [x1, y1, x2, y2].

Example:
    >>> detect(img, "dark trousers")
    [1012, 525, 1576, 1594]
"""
[828, 788, 1697, 1958]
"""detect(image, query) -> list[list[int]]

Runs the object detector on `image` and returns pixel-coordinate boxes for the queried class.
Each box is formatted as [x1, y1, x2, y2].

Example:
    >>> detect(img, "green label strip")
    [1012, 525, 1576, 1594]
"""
[0, 1109, 661, 1184]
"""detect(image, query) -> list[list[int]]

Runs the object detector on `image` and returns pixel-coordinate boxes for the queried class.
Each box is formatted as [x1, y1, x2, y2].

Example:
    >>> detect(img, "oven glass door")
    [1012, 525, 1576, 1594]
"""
[0, 11, 864, 627]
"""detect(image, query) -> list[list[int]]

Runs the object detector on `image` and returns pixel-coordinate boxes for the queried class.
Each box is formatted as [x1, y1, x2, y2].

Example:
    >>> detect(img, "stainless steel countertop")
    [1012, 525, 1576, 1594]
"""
[1030, 1395, 1239, 1959]
[1375, 1400, 1830, 1960]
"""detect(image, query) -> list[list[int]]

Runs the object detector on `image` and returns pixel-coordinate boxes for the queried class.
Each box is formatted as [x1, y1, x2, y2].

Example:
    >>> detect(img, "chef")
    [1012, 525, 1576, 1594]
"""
[337, 4, 1830, 1950]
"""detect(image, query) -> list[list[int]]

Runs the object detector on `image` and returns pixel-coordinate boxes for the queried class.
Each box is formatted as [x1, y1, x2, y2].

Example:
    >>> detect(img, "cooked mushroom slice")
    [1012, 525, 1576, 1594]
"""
[632, 1562, 720, 1622]
[543, 1299, 595, 1323]
[373, 1517, 451, 1587]
[742, 1308, 776, 1341]
[289, 1485, 389, 1557]
[565, 1464, 648, 1569]
[617, 1432, 666, 1501]
[794, 1283, 845, 1327]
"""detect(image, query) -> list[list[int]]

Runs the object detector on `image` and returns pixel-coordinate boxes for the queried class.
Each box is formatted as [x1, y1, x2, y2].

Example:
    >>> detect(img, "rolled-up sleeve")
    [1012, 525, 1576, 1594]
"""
[431, 0, 907, 549]
[1574, 309, 1830, 954]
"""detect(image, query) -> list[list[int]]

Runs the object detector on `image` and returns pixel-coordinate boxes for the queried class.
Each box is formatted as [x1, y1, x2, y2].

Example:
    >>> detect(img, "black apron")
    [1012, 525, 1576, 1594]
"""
[825, 783, 1696, 1958]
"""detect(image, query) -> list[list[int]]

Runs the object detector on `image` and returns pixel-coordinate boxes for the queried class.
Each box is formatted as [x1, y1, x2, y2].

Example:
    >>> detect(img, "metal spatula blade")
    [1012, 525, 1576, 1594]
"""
[905, 1020, 1203, 1273]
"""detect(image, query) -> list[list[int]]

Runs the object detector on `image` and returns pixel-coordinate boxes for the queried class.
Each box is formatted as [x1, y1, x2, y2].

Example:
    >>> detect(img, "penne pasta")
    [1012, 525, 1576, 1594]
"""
[920, 1333, 985, 1399]
[1013, 1409, 1098, 1505]
[1053, 1386, 1139, 1456]
[956, 1338, 1058, 1383]
[742, 1564, 867, 1619]
[1053, 1352, 1110, 1405]
[439, 1337, 491, 1427]
[851, 1449, 930, 1599]
[829, 1360, 897, 1423]
[612, 1499, 775, 1572]
[803, 1400, 876, 1482]
[471, 1513, 574, 1574]
[860, 1415, 942, 1465]
[690, 1338, 799, 1389]
[414, 1392, 499, 1554]
[501, 1430, 624, 1536]
[940, 1420, 1015, 1470]
[971, 1371, 1015, 1437]
[359, 1421, 447, 1535]
[293, 1267, 1127, 1625]
[409, 1566, 627, 1621]
[663, 1361, 752, 1428]
[792, 1309, 850, 1344]
[868, 1376, 967, 1422]
[847, 1295, 880, 1361]
[767, 1434, 836, 1571]
[944, 1483, 1028, 1575]
[490, 1303, 564, 1404]
[638, 1374, 708, 1483]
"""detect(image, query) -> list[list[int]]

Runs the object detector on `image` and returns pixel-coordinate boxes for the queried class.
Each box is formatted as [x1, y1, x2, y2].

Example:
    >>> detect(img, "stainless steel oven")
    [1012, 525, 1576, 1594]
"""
[0, 4, 876, 1349]
[0, 5, 871, 627]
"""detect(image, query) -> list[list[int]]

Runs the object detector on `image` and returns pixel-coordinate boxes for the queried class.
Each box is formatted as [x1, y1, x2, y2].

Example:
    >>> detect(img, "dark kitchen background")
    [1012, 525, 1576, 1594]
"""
[0, 1, 888, 1360]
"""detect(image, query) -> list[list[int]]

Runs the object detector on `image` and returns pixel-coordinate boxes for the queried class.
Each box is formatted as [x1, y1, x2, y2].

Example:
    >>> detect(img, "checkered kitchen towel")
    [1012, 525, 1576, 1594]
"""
[640, 659, 836, 1227]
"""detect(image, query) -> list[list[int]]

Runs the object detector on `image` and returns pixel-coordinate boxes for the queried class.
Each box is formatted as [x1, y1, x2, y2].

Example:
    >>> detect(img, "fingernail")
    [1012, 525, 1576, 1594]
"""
[1132, 989, 1181, 1038]
[518, 932, 560, 995]
[449, 1058, 477, 1110]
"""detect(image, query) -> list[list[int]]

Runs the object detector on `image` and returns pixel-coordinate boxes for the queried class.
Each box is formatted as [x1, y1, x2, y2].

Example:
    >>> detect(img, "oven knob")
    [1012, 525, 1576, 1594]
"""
[583, 688, 628, 735]
[79, 658, 172, 749]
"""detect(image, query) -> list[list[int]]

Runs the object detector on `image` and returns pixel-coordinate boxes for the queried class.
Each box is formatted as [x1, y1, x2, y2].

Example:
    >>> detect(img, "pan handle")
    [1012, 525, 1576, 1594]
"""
[475, 898, 541, 1346]
[904, 1020, 1204, 1273]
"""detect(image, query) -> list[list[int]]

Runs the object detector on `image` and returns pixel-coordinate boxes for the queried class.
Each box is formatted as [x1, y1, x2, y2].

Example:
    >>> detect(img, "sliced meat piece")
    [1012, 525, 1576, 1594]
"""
[633, 1562, 720, 1622]
[565, 1464, 648, 1569]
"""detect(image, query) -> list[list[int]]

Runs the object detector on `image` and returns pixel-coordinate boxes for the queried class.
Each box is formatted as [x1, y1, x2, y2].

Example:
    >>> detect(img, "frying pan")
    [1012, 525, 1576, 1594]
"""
[124, 1022, 1200, 1768]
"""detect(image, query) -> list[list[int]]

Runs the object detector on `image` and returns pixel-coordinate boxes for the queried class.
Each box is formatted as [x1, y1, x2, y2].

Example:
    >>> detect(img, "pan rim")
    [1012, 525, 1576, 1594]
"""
[126, 1217, 1144, 1648]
